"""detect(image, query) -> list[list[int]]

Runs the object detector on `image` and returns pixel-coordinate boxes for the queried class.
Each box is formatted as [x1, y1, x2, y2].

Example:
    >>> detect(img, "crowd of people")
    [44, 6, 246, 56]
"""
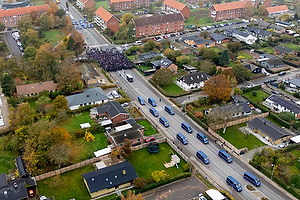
[86, 48, 134, 71]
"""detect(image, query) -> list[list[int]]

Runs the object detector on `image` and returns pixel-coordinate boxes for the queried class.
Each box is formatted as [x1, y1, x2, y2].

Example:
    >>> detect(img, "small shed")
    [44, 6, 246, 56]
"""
[80, 123, 91, 129]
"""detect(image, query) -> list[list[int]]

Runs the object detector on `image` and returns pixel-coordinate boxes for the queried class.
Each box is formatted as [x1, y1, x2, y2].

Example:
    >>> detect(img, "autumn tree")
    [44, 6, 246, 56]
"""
[16, 102, 35, 127]
[227, 41, 242, 53]
[131, 2, 137, 14]
[244, 1, 253, 17]
[1, 73, 15, 97]
[48, 143, 72, 168]
[279, 13, 292, 22]
[143, 39, 157, 51]
[198, 0, 203, 7]
[133, 177, 147, 189]
[176, 55, 190, 67]
[163, 48, 182, 62]
[0, 22, 5, 31]
[18, 16, 34, 32]
[121, 138, 132, 158]
[202, 74, 232, 102]
[36, 13, 50, 30]
[121, 190, 144, 200]
[21, 29, 43, 49]
[256, 4, 266, 16]
[200, 31, 210, 39]
[23, 47, 37, 60]
[152, 68, 173, 86]
[53, 95, 68, 112]
[36, 95, 51, 113]
[232, 64, 250, 83]
[197, 60, 216, 75]
[194, 13, 200, 24]
[71, 31, 85, 55]
[151, 170, 168, 182]
[55, 8, 66, 18]
[234, 87, 243, 95]
[109, 4, 115, 12]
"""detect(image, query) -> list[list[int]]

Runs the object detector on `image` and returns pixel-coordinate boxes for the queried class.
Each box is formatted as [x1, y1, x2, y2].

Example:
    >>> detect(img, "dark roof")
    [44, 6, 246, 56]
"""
[159, 57, 172, 68]
[110, 122, 144, 144]
[24, 177, 37, 187]
[268, 24, 284, 31]
[133, 13, 184, 27]
[96, 101, 128, 119]
[206, 102, 251, 115]
[178, 71, 209, 84]
[1, 0, 30, 9]
[266, 58, 284, 66]
[139, 52, 160, 60]
[259, 21, 271, 28]
[209, 33, 229, 42]
[151, 60, 161, 67]
[276, 21, 292, 26]
[267, 94, 300, 114]
[82, 161, 137, 193]
[0, 179, 28, 200]
[0, 173, 7, 188]
[274, 46, 295, 54]
[126, 119, 136, 124]
[289, 77, 300, 87]
[247, 117, 292, 141]
[185, 37, 214, 45]
[259, 53, 275, 59]
[226, 28, 250, 38]
[246, 27, 272, 37]
[15, 156, 29, 178]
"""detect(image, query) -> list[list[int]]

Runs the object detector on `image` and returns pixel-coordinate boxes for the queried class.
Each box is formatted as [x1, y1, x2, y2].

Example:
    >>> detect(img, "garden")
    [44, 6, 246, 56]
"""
[137, 119, 158, 136]
[41, 29, 67, 46]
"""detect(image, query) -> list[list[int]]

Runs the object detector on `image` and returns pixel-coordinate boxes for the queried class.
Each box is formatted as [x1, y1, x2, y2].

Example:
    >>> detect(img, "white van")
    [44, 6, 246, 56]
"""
[135, 41, 142, 45]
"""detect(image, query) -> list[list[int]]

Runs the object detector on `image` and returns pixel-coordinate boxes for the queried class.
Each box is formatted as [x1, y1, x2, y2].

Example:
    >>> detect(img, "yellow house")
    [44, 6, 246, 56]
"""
[82, 161, 137, 198]
[247, 117, 292, 145]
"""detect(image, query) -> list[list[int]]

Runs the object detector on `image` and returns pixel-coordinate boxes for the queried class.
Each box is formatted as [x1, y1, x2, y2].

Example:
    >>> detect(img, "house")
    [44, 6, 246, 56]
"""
[176, 71, 209, 91]
[184, 36, 215, 48]
[267, 24, 286, 34]
[266, 5, 289, 17]
[204, 102, 252, 118]
[92, 101, 129, 124]
[150, 57, 178, 73]
[82, 161, 137, 197]
[131, 13, 184, 38]
[162, 0, 190, 19]
[65, 87, 108, 110]
[275, 21, 295, 28]
[209, 1, 253, 22]
[79, 63, 103, 87]
[209, 33, 230, 44]
[183, 64, 197, 73]
[259, 53, 276, 59]
[108, 119, 144, 146]
[139, 52, 160, 61]
[242, 61, 262, 73]
[108, 0, 149, 11]
[289, 77, 300, 88]
[258, 57, 285, 68]
[76, 0, 95, 10]
[0, 4, 50, 27]
[273, 46, 298, 57]
[247, 117, 292, 145]
[16, 81, 58, 96]
[1, 1, 30, 10]
[170, 42, 191, 54]
[264, 94, 300, 119]
[94, 6, 119, 33]
[245, 27, 272, 39]
[258, 21, 271, 30]
[225, 28, 257, 44]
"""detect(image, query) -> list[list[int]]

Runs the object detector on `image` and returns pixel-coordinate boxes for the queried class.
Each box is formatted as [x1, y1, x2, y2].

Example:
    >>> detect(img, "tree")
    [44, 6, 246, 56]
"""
[232, 64, 250, 83]
[149, 4, 154, 13]
[84, 7, 95, 20]
[234, 87, 243, 95]
[200, 31, 210, 39]
[53, 95, 68, 111]
[227, 41, 242, 53]
[66, 36, 75, 50]
[133, 177, 147, 189]
[256, 4, 266, 16]
[21, 29, 43, 49]
[219, 50, 230, 66]
[249, 19, 255, 27]
[36, 95, 51, 113]
[109, 4, 115, 12]
[144, 39, 157, 51]
[176, 55, 190, 67]
[121, 190, 144, 200]
[131, 2, 137, 14]
[1, 73, 15, 97]
[55, 8, 66, 18]
[66, 1, 69, 10]
[202, 48, 219, 62]
[202, 74, 232, 102]
[23, 47, 37, 60]
[121, 138, 132, 158]
[198, 60, 216, 75]
[279, 13, 292, 21]
[277, 0, 284, 5]
[84, 130, 95, 142]
[121, 13, 134, 24]
[278, 112, 295, 122]
[0, 22, 5, 31]
[194, 13, 200, 24]
[18, 16, 33, 32]
[152, 68, 173, 86]
[36, 13, 50, 30]
[198, 0, 203, 7]
[71, 31, 85, 55]
[290, 175, 300, 189]
[48, 143, 72, 168]
[16, 102, 35, 126]
[244, 1, 254, 17]
[151, 170, 168, 182]
[163, 48, 182, 62]
[126, 22, 135, 39]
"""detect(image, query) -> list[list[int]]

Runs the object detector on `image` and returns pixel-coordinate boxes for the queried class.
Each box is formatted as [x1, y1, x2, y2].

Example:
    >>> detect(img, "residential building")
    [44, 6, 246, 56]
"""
[242, 61, 262, 73]
[225, 28, 257, 44]
[209, 33, 230, 44]
[150, 57, 178, 73]
[0, 4, 50, 27]
[266, 5, 289, 17]
[16, 81, 58, 96]
[132, 13, 185, 38]
[65, 87, 108, 110]
[245, 27, 272, 39]
[252, 0, 271, 8]
[209, 1, 253, 22]
[289, 77, 300, 88]
[259, 53, 276, 59]
[176, 71, 209, 91]
[275, 21, 295, 28]
[204, 102, 252, 118]
[139, 51, 160, 61]
[170, 42, 192, 54]
[94, 6, 119, 33]
[1, 1, 30, 10]
[76, 0, 95, 10]
[267, 24, 286, 34]
[205, 189, 226, 200]
[108, 0, 149, 12]
[183, 64, 197, 72]
[162, 0, 190, 19]
[258, 57, 285, 68]
[258, 21, 271, 29]
[273, 45, 298, 57]
[79, 63, 103, 87]
[247, 117, 292, 145]
[82, 161, 137, 197]
[184, 36, 215, 48]
[92, 101, 129, 124]
[264, 94, 300, 119]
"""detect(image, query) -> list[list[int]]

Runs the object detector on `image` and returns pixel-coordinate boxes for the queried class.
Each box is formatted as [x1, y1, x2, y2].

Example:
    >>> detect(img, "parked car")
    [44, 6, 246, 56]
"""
[90, 23, 94, 28]
[19, 46, 24, 52]
[111, 90, 120, 98]
[278, 71, 286, 76]
[246, 84, 255, 88]
[107, 92, 113, 100]
[121, 102, 129, 107]
[145, 137, 155, 143]
[271, 90, 279, 94]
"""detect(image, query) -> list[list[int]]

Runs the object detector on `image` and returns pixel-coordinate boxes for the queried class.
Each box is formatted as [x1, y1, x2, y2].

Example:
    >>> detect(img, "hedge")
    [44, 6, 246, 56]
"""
[241, 85, 261, 93]
[102, 69, 113, 83]
[115, 98, 131, 104]
[100, 84, 117, 89]
[183, 106, 208, 131]
[269, 112, 290, 129]
[0, 128, 12, 137]
[117, 88, 129, 98]
[282, 59, 300, 68]
[169, 98, 181, 107]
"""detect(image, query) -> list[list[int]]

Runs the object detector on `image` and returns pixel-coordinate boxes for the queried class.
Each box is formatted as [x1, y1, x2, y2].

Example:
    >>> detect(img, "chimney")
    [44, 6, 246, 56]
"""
[123, 170, 126, 175]
[13, 182, 17, 188]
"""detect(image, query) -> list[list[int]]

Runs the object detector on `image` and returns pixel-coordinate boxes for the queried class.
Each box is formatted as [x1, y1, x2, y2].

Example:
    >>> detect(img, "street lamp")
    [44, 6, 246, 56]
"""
[271, 164, 275, 180]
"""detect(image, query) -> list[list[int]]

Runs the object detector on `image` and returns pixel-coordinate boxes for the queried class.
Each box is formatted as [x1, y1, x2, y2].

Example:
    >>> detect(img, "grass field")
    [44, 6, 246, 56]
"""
[137, 119, 158, 136]
[32, 0, 46, 5]
[239, 51, 253, 60]
[95, 0, 108, 10]
[282, 43, 299, 51]
[0, 140, 19, 174]
[208, 47, 223, 53]
[38, 165, 94, 200]
[260, 47, 274, 55]
[289, 149, 300, 175]
[160, 82, 183, 94]
[41, 29, 66, 46]
[220, 123, 265, 150]
[243, 90, 270, 103]
[128, 142, 187, 180]
[58, 112, 95, 133]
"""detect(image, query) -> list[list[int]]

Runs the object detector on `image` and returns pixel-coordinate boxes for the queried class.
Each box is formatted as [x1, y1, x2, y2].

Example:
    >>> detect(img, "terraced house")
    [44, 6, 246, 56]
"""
[94, 6, 119, 33]
[108, 0, 149, 11]
[162, 0, 190, 19]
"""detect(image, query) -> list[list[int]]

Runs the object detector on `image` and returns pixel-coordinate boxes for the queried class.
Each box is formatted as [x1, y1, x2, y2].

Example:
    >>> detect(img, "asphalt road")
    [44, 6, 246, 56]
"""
[4, 31, 22, 58]
[110, 69, 295, 200]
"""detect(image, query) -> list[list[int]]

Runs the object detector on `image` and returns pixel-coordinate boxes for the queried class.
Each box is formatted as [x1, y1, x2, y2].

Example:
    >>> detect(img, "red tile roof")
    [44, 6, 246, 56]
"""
[212, 0, 252, 12]
[266, 5, 288, 14]
[0, 4, 50, 18]
[163, 0, 187, 11]
[95, 6, 114, 22]
[16, 81, 58, 96]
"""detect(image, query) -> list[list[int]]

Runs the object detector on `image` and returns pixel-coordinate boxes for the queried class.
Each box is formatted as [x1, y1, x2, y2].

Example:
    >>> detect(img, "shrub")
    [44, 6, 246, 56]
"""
[74, 129, 85, 138]
[169, 98, 181, 107]
[294, 93, 300, 98]
[278, 112, 295, 122]
[290, 175, 300, 189]
[246, 185, 255, 191]
[133, 177, 147, 189]
[252, 91, 257, 96]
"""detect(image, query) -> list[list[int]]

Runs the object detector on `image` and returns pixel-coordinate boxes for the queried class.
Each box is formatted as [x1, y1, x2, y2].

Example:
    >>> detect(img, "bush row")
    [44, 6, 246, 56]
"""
[100, 84, 117, 89]
[117, 88, 129, 98]
[269, 112, 290, 129]
[282, 59, 300, 68]
[184, 106, 208, 131]
[102, 69, 113, 83]
[241, 85, 261, 93]
[169, 98, 181, 108]
[115, 98, 131, 104]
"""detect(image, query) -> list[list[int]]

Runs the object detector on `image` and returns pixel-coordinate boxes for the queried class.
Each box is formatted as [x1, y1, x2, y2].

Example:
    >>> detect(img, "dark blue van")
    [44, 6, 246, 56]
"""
[181, 122, 192, 133]
[138, 96, 145, 105]
[176, 133, 188, 145]
[226, 176, 243, 192]
[148, 97, 156, 107]
[149, 107, 158, 117]
[218, 150, 232, 163]
[165, 105, 175, 115]
[196, 150, 210, 164]
[243, 172, 261, 187]
[159, 116, 169, 127]
[197, 132, 209, 144]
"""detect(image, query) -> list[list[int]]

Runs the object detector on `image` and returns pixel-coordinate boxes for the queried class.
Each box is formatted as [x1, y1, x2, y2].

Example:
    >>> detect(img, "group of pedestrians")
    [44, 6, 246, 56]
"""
[86, 48, 134, 72]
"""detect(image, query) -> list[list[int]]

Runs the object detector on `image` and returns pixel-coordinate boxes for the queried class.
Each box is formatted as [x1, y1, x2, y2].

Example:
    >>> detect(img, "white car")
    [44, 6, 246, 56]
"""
[247, 84, 255, 88]
[107, 92, 113, 100]
[111, 90, 120, 98]
[198, 194, 207, 200]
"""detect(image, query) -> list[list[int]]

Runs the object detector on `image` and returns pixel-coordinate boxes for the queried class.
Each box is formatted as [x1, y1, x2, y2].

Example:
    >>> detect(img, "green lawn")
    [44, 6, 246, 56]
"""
[137, 119, 158, 136]
[38, 165, 94, 200]
[208, 47, 223, 53]
[41, 29, 66, 46]
[289, 149, 300, 175]
[27, 99, 37, 110]
[282, 43, 299, 51]
[128, 142, 187, 180]
[266, 116, 283, 127]
[160, 82, 183, 94]
[239, 52, 253, 60]
[139, 66, 152, 70]
[243, 90, 270, 103]
[128, 54, 139, 61]
[229, 61, 236, 67]
[32, 0, 46, 5]
[95, 1, 108, 10]
[58, 112, 95, 133]
[194, 104, 211, 112]
[260, 47, 274, 55]
[0, 140, 19, 174]
[220, 123, 265, 150]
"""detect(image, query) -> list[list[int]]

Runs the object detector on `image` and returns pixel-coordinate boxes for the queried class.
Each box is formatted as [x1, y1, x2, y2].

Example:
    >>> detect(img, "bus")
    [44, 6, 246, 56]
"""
[218, 150, 232, 163]
[181, 122, 192, 133]
[165, 105, 175, 115]
[138, 96, 145, 105]
[243, 172, 261, 187]
[56, 0, 60, 5]
[126, 74, 133, 82]
[148, 97, 156, 107]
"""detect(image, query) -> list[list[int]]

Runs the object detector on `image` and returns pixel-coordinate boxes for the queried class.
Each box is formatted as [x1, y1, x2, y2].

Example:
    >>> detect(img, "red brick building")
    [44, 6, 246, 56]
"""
[266, 5, 289, 17]
[132, 13, 184, 38]
[76, 0, 95, 10]
[108, 0, 149, 11]
[94, 6, 119, 33]
[209, 1, 253, 22]
[0, 4, 50, 27]
[163, 0, 190, 20]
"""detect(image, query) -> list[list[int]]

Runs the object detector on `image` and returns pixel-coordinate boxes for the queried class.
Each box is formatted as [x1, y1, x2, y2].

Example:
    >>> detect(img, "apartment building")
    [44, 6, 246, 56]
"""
[132, 13, 185, 38]
[209, 1, 253, 21]
[0, 4, 50, 27]
[108, 0, 149, 11]
[266, 5, 289, 17]
[76, 0, 95, 10]
[162, 0, 190, 19]
[94, 6, 119, 33]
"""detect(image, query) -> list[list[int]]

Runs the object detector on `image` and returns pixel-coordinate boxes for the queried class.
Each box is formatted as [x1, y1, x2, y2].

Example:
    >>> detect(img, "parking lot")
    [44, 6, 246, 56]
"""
[5, 30, 23, 58]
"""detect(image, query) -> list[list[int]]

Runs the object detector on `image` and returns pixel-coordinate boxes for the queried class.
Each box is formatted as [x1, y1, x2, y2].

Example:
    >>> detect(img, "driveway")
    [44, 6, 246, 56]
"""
[0, 87, 10, 131]
[4, 31, 22, 58]
[144, 176, 207, 200]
